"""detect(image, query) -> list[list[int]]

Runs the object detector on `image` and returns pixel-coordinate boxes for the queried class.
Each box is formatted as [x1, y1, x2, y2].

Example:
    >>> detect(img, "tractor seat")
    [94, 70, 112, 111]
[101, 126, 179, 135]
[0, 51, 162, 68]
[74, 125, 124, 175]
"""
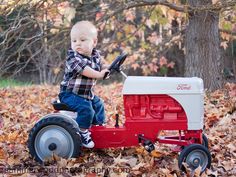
[52, 100, 75, 112]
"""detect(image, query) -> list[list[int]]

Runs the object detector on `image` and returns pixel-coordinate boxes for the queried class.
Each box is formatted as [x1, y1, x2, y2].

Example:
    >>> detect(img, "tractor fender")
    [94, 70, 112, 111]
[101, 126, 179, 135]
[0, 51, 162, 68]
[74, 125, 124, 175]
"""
[36, 113, 79, 128]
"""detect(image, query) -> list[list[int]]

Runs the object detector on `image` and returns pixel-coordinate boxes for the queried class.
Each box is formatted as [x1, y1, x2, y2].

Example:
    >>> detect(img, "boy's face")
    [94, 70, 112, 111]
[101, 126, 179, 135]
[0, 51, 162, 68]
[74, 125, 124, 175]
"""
[70, 25, 97, 57]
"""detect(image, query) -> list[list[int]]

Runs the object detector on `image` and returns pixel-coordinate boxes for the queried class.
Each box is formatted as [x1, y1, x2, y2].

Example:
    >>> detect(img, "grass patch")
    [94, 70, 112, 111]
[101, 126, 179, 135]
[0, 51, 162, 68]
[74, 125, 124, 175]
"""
[0, 78, 31, 88]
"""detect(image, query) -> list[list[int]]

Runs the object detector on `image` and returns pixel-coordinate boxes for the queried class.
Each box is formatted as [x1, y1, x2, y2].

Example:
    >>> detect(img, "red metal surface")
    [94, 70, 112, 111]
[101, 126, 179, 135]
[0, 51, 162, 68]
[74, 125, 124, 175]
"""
[157, 130, 202, 146]
[91, 95, 202, 150]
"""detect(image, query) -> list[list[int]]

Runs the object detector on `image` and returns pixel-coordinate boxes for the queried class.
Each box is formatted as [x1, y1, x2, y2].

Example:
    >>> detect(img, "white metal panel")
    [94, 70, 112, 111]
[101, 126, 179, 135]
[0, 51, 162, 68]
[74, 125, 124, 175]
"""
[59, 111, 77, 119]
[170, 94, 204, 130]
[122, 76, 204, 95]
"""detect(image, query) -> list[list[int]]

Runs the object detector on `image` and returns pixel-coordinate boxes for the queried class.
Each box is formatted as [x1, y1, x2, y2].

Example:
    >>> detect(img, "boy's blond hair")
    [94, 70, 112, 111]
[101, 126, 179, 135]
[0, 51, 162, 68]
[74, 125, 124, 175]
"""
[70, 21, 97, 38]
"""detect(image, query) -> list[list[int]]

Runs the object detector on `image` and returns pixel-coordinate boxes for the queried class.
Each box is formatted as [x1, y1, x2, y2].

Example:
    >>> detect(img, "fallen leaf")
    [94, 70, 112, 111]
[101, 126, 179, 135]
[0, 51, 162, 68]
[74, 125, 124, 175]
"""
[0, 148, 5, 159]
[113, 154, 129, 166]
[150, 150, 163, 158]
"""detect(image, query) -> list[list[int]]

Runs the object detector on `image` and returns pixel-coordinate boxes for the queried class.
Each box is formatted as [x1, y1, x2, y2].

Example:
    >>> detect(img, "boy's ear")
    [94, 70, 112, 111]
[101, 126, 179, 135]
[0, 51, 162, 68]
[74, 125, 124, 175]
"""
[93, 38, 98, 47]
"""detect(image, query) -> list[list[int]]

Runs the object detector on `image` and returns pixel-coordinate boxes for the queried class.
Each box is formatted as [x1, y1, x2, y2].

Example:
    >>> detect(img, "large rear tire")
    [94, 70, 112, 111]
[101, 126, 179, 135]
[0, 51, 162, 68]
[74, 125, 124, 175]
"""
[28, 116, 82, 163]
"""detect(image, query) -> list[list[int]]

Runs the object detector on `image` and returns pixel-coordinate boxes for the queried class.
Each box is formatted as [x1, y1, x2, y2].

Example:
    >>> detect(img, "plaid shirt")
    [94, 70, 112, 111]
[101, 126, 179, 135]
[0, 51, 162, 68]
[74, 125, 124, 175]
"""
[60, 48, 102, 100]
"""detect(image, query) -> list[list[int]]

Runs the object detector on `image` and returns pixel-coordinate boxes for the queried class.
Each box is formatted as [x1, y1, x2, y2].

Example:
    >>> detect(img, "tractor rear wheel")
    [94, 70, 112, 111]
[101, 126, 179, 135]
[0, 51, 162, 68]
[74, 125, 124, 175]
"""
[28, 116, 82, 163]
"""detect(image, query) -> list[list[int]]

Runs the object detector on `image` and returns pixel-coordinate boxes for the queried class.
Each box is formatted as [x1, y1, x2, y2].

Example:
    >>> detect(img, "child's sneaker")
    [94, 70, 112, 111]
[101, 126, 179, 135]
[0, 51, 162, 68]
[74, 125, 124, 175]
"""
[79, 130, 94, 148]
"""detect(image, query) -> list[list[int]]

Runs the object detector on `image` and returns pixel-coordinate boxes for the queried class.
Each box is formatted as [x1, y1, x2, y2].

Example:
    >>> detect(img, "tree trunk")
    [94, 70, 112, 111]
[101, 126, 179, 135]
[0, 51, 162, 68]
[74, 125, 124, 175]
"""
[185, 0, 223, 91]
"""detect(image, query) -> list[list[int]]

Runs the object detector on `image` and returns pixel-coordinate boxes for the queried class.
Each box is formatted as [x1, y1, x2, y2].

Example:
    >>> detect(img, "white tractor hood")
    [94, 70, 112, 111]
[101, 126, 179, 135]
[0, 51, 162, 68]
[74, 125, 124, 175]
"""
[122, 76, 204, 95]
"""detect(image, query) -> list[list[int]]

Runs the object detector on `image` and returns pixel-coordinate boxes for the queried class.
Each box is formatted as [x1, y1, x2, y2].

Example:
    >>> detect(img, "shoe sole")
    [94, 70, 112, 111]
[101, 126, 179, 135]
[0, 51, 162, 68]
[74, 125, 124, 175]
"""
[82, 143, 94, 148]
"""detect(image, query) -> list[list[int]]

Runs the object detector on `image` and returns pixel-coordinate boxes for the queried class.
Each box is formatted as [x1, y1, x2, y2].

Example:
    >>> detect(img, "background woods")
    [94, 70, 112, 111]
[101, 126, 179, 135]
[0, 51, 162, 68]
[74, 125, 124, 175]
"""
[0, 0, 236, 90]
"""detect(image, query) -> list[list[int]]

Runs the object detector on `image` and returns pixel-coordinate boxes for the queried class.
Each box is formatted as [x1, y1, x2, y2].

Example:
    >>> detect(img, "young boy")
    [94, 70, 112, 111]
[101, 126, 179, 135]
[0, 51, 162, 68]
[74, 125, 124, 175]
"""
[59, 21, 109, 148]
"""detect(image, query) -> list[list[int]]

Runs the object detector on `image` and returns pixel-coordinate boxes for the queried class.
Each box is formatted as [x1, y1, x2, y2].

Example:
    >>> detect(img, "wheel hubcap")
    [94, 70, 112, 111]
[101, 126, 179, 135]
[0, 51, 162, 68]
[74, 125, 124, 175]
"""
[48, 143, 57, 151]
[192, 157, 200, 167]
[35, 125, 74, 161]
[186, 150, 208, 171]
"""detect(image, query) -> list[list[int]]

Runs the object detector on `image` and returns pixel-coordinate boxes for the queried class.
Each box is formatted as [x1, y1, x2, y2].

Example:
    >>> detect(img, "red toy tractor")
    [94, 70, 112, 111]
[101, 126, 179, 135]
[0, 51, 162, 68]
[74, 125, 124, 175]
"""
[28, 53, 211, 173]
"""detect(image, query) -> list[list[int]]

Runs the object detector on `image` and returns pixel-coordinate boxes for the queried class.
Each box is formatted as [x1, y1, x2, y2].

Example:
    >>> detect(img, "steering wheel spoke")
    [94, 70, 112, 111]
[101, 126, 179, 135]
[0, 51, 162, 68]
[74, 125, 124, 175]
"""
[103, 52, 128, 80]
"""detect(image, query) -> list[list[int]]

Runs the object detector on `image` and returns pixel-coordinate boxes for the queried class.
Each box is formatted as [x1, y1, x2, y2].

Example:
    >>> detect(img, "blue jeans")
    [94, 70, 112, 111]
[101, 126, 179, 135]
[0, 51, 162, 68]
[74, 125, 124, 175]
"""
[59, 92, 105, 129]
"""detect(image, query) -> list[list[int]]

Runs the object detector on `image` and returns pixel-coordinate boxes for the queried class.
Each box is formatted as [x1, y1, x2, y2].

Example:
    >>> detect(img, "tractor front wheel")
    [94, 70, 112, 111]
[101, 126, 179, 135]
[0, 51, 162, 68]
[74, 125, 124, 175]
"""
[178, 144, 211, 173]
[202, 133, 209, 148]
[28, 116, 82, 163]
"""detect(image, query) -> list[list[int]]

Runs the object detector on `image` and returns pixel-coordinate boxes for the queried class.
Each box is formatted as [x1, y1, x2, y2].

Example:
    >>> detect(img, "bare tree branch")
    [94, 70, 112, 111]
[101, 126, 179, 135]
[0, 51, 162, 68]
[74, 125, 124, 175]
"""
[97, 0, 236, 24]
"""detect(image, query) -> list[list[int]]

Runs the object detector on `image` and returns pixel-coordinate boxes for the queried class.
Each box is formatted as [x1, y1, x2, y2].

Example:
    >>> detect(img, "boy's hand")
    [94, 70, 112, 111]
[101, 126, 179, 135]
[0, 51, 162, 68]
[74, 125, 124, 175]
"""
[100, 69, 110, 79]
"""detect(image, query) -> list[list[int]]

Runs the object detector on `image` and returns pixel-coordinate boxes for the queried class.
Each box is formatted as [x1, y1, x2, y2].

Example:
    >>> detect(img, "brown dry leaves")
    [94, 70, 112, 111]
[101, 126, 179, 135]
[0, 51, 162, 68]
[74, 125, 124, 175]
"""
[203, 83, 236, 177]
[0, 82, 235, 177]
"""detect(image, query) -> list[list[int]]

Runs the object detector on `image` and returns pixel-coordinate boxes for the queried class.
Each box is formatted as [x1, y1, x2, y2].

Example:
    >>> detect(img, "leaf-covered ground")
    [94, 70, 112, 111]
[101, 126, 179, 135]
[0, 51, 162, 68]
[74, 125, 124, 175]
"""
[0, 82, 235, 177]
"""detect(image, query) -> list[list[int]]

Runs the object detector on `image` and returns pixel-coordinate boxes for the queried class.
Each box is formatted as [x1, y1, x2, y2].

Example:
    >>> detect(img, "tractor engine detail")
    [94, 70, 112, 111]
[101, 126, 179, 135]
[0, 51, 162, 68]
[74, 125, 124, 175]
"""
[123, 95, 187, 121]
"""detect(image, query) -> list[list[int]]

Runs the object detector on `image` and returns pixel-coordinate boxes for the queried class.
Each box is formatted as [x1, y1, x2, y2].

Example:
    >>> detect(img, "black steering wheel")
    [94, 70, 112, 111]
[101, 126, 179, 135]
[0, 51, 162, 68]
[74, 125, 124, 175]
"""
[103, 52, 128, 80]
